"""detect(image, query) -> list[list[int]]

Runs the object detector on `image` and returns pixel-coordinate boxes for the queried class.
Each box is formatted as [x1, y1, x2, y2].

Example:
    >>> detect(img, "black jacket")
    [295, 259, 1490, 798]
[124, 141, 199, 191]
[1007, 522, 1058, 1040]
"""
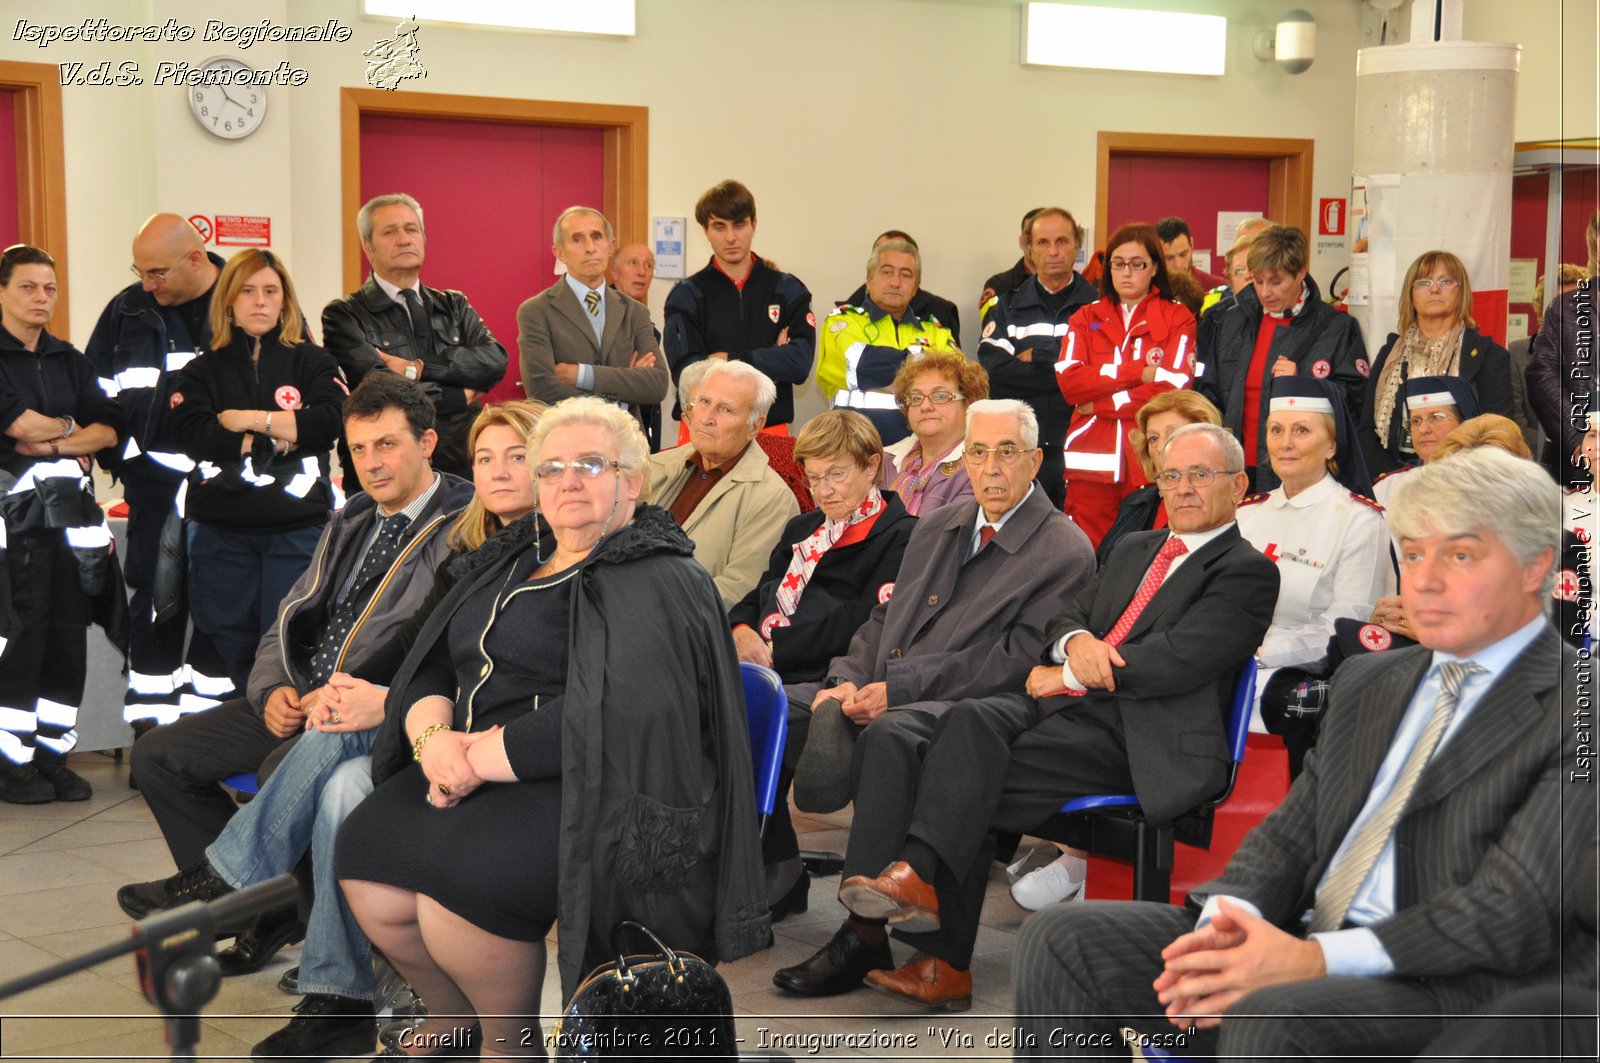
[664, 255, 815, 425]
[84, 253, 224, 488]
[0, 326, 124, 477]
[982, 256, 1032, 311]
[321, 277, 508, 476]
[1095, 483, 1163, 568]
[977, 273, 1099, 451]
[1358, 327, 1515, 475]
[728, 492, 916, 683]
[372, 506, 770, 1001]
[170, 328, 346, 534]
[1194, 276, 1367, 491]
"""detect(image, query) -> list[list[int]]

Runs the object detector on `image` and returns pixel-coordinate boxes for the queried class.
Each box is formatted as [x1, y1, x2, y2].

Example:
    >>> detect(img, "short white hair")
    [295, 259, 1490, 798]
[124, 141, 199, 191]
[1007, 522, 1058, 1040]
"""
[700, 360, 777, 425]
[527, 396, 649, 484]
[551, 206, 614, 247]
[1386, 446, 1560, 604]
[1163, 423, 1245, 474]
[965, 398, 1039, 450]
[677, 358, 713, 411]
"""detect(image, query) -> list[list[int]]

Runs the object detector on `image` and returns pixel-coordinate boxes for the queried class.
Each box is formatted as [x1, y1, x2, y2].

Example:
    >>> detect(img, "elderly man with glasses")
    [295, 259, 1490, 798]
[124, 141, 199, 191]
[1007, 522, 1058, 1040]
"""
[825, 422, 1280, 1010]
[772, 398, 1096, 1000]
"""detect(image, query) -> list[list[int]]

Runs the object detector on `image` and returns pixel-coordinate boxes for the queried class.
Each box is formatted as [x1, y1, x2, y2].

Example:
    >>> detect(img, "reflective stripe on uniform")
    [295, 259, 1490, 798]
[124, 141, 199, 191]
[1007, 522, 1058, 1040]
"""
[843, 342, 869, 390]
[0, 706, 37, 732]
[0, 731, 30, 764]
[831, 389, 899, 411]
[35, 699, 77, 728]
[128, 668, 186, 696]
[65, 525, 113, 550]
[186, 667, 235, 698]
[1009, 322, 1068, 340]
[147, 450, 197, 474]
[1062, 450, 1121, 473]
[34, 730, 77, 754]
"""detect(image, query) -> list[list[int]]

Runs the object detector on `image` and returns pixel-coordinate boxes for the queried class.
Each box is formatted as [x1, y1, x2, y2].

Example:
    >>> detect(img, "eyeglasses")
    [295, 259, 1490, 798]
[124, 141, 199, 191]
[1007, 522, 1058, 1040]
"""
[129, 263, 178, 283]
[804, 466, 860, 489]
[901, 390, 964, 408]
[1154, 466, 1238, 491]
[1228, 267, 1250, 279]
[533, 454, 625, 482]
[964, 443, 1034, 465]
[1407, 410, 1459, 431]
[1109, 259, 1152, 273]
[1411, 277, 1460, 291]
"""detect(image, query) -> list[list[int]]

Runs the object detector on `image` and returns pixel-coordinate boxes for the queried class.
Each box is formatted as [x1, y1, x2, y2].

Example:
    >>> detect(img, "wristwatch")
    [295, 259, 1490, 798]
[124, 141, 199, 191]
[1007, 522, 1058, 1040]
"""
[403, 361, 421, 381]
[57, 415, 77, 438]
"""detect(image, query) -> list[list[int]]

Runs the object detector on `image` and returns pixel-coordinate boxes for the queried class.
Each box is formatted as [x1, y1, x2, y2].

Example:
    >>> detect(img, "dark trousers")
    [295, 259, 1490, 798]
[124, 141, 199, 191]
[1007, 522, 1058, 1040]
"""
[1038, 431, 1067, 511]
[121, 477, 190, 724]
[1013, 900, 1451, 1061]
[0, 531, 90, 763]
[131, 695, 299, 868]
[846, 693, 1134, 968]
[1418, 984, 1598, 1063]
[187, 522, 322, 697]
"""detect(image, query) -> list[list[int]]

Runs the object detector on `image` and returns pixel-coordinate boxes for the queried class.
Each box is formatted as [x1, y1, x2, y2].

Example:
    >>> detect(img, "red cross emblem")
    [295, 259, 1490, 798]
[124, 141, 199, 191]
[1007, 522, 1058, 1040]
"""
[1262, 542, 1281, 563]
[781, 573, 804, 593]
[1556, 569, 1580, 602]
[768, 304, 781, 323]
[170, 391, 184, 409]
[1146, 346, 1164, 367]
[760, 612, 783, 640]
[877, 581, 895, 604]
[1311, 359, 1331, 379]
[275, 385, 302, 410]
[1358, 623, 1393, 652]
[1355, 358, 1369, 377]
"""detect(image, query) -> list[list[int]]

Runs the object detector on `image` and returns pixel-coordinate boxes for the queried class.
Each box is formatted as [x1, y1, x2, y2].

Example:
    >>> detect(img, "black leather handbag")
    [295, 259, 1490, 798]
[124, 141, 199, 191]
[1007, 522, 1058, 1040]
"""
[555, 921, 737, 1060]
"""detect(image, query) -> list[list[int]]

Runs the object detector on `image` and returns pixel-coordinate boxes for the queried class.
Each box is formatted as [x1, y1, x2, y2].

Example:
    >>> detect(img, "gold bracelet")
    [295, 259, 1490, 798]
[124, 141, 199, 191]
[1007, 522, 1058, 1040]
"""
[412, 722, 452, 762]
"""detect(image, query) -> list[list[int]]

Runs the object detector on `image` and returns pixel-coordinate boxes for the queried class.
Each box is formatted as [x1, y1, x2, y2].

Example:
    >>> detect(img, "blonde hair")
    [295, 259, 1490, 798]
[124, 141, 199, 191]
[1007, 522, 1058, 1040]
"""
[1431, 413, 1533, 462]
[793, 409, 884, 473]
[1129, 390, 1222, 480]
[1397, 250, 1476, 333]
[209, 249, 305, 349]
[448, 400, 547, 551]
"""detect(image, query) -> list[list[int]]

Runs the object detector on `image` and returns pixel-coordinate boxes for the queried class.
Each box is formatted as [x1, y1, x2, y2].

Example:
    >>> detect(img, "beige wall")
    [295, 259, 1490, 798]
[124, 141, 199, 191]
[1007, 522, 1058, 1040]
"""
[1, 0, 1589, 410]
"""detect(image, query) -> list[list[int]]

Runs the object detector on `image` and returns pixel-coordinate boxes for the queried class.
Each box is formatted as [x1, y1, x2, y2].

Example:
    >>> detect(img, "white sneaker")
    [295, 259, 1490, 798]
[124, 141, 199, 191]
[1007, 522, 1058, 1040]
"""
[1010, 860, 1087, 911]
[1005, 842, 1061, 884]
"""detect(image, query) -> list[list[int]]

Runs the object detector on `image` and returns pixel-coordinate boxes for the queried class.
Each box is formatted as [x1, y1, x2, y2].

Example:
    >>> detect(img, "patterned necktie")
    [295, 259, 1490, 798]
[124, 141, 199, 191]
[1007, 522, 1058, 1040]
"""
[400, 288, 432, 360]
[1307, 659, 1485, 933]
[1103, 537, 1187, 646]
[584, 289, 601, 317]
[308, 514, 412, 687]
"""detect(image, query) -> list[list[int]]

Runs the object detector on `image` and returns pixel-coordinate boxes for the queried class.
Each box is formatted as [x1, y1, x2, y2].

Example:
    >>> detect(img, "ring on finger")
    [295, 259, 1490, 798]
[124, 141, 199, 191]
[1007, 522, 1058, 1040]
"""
[437, 782, 452, 796]
[331, 711, 341, 724]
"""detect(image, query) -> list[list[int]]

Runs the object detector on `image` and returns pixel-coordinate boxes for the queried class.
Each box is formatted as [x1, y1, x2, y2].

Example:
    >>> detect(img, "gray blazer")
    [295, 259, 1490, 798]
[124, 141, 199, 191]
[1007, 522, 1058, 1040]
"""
[516, 280, 668, 410]
[818, 488, 1095, 712]
[1198, 625, 1596, 1011]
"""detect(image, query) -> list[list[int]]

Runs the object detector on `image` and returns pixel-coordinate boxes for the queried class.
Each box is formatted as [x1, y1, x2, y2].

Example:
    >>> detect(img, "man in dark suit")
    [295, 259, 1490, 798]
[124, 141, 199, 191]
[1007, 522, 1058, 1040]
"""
[772, 398, 1097, 998]
[517, 206, 670, 425]
[1013, 445, 1594, 1060]
[836, 422, 1280, 1009]
[322, 193, 508, 477]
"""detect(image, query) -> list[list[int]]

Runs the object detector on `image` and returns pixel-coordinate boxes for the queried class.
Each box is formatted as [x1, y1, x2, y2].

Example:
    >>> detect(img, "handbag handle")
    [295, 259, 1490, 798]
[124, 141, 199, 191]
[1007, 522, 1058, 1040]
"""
[609, 920, 682, 977]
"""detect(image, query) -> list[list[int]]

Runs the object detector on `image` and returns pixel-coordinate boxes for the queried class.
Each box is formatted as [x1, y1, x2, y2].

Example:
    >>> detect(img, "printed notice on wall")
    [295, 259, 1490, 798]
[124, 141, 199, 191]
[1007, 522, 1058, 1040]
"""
[654, 217, 687, 280]
[214, 214, 271, 247]
[1509, 258, 1538, 304]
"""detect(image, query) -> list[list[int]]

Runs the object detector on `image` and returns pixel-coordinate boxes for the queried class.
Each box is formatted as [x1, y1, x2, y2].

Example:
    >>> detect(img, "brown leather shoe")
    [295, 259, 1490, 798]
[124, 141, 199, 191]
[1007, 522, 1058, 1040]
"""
[864, 952, 972, 1011]
[838, 860, 940, 932]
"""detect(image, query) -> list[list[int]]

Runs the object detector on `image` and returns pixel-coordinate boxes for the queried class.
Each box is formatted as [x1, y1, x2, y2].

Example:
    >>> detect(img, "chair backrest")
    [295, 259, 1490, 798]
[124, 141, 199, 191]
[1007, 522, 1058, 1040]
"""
[741, 662, 788, 818]
[1224, 658, 1258, 766]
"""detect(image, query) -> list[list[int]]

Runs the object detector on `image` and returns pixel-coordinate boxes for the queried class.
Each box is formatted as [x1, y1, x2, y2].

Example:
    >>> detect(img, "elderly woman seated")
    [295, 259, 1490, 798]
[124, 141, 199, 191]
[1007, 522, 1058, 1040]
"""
[1237, 376, 1394, 776]
[882, 350, 988, 516]
[338, 396, 768, 1058]
[1370, 374, 1482, 506]
[729, 409, 917, 920]
[1096, 388, 1223, 564]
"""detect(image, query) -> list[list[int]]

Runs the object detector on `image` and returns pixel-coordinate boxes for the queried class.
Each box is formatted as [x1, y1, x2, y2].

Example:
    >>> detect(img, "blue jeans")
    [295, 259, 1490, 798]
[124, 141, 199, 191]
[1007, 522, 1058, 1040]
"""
[206, 726, 377, 1002]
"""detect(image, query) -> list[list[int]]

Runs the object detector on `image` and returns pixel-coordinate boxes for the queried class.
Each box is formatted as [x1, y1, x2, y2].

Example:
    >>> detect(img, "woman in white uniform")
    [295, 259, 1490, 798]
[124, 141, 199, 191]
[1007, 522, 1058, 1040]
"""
[1370, 374, 1481, 507]
[1237, 376, 1393, 775]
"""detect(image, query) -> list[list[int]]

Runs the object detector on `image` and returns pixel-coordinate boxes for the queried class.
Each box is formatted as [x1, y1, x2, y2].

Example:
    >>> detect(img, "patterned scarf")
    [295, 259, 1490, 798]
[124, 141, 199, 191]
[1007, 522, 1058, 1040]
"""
[1374, 322, 1465, 449]
[768, 488, 885, 633]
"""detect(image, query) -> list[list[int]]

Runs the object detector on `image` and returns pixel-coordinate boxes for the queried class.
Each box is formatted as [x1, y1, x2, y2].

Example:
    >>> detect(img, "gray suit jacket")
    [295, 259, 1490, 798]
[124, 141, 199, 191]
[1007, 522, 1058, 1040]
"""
[818, 488, 1095, 712]
[1199, 625, 1596, 1010]
[516, 280, 668, 409]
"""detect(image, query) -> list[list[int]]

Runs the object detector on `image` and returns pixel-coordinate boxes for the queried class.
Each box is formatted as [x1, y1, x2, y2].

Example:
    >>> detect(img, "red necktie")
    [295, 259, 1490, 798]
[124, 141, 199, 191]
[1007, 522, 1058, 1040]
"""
[1103, 537, 1188, 646]
[978, 525, 996, 550]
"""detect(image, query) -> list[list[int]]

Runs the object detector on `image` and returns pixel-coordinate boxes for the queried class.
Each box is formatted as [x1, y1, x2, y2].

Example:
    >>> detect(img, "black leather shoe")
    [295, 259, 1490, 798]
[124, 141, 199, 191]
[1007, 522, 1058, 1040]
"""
[117, 861, 235, 921]
[252, 993, 376, 1062]
[278, 965, 300, 995]
[772, 921, 893, 996]
[34, 756, 92, 801]
[218, 905, 305, 976]
[0, 759, 54, 804]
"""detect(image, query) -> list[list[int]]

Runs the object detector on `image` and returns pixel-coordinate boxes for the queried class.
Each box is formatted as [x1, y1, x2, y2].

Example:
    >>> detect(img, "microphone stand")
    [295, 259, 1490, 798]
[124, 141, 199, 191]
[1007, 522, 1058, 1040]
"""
[0, 875, 296, 1062]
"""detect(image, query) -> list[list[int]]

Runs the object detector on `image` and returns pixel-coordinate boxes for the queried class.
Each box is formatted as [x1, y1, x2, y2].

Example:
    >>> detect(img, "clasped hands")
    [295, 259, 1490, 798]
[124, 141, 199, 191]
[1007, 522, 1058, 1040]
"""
[1024, 632, 1125, 701]
[416, 726, 502, 809]
[1151, 899, 1326, 1030]
[811, 680, 887, 724]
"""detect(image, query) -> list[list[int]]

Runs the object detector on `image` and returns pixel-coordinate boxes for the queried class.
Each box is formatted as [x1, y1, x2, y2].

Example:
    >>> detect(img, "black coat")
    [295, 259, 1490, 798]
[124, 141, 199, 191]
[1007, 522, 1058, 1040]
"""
[1194, 276, 1367, 491]
[371, 506, 770, 1001]
[0, 326, 124, 477]
[727, 491, 916, 683]
[1358, 328, 1515, 475]
[1095, 483, 1162, 568]
[1527, 280, 1596, 485]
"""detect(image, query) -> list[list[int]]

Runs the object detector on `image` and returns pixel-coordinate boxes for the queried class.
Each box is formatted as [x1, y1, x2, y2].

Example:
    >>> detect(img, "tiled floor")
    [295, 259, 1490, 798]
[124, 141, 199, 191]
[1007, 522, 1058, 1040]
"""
[0, 753, 1054, 1061]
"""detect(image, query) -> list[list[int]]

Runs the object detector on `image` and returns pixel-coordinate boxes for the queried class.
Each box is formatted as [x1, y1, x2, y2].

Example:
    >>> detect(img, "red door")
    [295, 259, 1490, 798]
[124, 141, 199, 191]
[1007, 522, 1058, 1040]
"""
[1106, 152, 1271, 267]
[1510, 167, 1599, 333]
[358, 115, 605, 400]
[0, 91, 20, 248]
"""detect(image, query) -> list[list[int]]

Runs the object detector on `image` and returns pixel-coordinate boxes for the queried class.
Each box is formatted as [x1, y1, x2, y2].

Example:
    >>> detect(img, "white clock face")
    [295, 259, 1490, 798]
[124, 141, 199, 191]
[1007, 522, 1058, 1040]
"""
[188, 58, 267, 140]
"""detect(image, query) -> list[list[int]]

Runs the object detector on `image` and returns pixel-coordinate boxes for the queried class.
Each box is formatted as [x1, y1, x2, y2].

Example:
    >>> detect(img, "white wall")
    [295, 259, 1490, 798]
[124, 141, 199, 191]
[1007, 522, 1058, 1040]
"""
[1, 0, 1588, 388]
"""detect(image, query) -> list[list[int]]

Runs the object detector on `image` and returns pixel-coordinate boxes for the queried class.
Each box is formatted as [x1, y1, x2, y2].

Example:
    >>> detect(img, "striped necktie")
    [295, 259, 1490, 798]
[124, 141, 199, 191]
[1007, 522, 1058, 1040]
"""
[1307, 659, 1484, 933]
[584, 289, 601, 317]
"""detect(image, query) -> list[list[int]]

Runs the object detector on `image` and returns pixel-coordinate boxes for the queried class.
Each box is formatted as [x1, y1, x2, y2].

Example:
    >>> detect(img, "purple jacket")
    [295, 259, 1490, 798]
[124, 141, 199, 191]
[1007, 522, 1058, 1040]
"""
[1527, 279, 1596, 486]
[882, 436, 973, 517]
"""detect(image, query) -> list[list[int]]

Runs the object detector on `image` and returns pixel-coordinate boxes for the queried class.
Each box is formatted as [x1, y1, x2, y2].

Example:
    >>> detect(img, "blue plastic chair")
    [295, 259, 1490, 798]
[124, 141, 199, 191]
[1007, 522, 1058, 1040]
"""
[1033, 659, 1258, 903]
[224, 772, 260, 797]
[740, 662, 788, 832]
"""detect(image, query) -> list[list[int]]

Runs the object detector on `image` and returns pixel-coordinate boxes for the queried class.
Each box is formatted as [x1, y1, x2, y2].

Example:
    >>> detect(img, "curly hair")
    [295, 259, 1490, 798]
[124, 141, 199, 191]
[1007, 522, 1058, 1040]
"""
[889, 349, 989, 409]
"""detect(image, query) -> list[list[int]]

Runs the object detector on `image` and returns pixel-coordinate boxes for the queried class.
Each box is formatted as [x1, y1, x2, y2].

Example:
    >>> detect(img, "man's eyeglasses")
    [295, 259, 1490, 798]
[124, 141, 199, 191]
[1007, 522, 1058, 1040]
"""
[1109, 259, 1152, 273]
[1407, 410, 1458, 431]
[533, 454, 625, 482]
[129, 263, 178, 283]
[964, 443, 1034, 465]
[1411, 277, 1460, 292]
[1154, 466, 1237, 491]
[901, 390, 964, 409]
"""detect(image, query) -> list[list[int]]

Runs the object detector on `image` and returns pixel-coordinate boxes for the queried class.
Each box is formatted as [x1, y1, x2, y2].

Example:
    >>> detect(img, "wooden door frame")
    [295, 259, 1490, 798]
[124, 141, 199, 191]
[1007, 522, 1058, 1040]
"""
[1096, 132, 1314, 251]
[0, 60, 70, 334]
[339, 88, 647, 292]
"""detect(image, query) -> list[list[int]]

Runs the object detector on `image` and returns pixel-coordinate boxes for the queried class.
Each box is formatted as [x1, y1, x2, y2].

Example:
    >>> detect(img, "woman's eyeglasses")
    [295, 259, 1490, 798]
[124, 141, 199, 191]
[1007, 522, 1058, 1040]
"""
[533, 454, 624, 482]
[901, 390, 964, 408]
